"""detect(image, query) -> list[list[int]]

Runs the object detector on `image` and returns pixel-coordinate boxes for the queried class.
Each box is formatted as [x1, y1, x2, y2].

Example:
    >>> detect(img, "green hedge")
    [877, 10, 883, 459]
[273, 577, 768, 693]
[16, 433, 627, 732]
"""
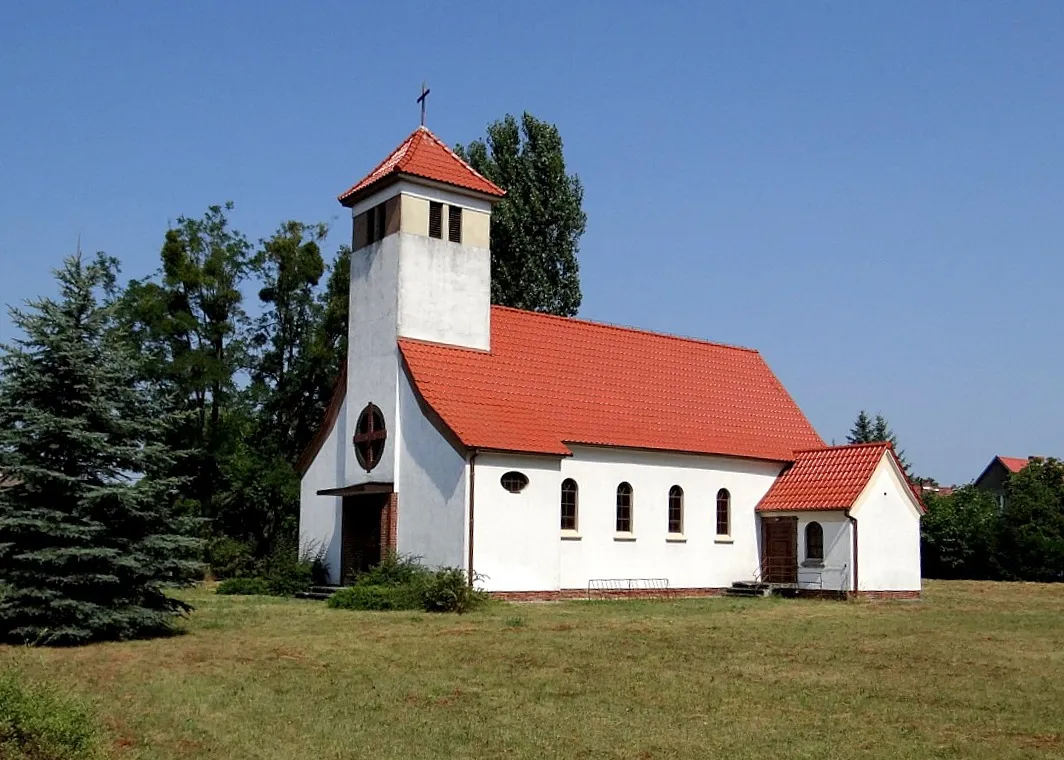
[0, 674, 99, 760]
[327, 584, 422, 611]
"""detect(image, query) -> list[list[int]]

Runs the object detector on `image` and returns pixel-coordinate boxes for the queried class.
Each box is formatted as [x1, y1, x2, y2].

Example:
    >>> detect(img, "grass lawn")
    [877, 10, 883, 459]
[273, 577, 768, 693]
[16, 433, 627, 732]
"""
[2, 581, 1063, 759]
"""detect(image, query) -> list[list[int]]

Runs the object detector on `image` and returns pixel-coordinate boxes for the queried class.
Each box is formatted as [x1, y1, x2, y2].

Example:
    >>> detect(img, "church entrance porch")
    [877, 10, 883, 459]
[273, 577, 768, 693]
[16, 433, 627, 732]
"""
[760, 516, 798, 585]
[340, 491, 397, 583]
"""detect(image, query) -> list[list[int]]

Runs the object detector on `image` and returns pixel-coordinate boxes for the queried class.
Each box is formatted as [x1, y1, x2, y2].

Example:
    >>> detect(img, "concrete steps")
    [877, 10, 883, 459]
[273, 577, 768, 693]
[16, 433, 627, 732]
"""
[725, 581, 774, 598]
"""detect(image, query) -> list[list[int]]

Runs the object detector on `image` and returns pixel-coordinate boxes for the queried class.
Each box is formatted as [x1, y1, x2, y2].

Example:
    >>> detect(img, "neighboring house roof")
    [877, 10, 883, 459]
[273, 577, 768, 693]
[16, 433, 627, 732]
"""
[997, 456, 1030, 474]
[337, 126, 506, 207]
[398, 305, 824, 461]
[973, 455, 1032, 489]
[755, 442, 915, 512]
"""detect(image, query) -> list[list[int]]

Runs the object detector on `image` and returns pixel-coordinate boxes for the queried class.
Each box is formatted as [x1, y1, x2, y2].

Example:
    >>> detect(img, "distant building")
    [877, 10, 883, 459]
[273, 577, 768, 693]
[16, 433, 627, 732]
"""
[913, 478, 954, 498]
[974, 456, 1030, 508]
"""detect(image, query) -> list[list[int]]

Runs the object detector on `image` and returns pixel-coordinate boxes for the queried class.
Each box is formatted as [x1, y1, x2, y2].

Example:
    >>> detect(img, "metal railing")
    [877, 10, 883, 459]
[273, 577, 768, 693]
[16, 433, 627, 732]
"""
[586, 577, 671, 600]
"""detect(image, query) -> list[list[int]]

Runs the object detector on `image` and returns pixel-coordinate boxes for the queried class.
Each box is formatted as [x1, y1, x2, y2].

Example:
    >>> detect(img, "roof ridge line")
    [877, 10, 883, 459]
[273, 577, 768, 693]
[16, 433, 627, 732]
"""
[793, 441, 891, 453]
[417, 127, 505, 196]
[489, 305, 759, 354]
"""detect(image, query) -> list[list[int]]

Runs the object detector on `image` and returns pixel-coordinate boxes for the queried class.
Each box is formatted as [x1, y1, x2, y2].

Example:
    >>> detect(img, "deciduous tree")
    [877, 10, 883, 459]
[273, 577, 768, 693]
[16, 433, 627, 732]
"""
[457, 113, 586, 316]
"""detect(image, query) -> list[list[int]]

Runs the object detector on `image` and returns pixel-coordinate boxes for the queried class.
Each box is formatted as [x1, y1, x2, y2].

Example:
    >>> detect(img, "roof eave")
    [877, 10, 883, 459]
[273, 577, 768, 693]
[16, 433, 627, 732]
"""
[339, 171, 505, 209]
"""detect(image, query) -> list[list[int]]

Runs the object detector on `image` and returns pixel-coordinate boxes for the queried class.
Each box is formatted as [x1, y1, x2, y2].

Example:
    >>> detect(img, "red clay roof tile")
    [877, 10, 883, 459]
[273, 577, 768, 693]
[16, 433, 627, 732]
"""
[997, 456, 1029, 473]
[756, 442, 915, 512]
[399, 306, 824, 461]
[338, 126, 505, 206]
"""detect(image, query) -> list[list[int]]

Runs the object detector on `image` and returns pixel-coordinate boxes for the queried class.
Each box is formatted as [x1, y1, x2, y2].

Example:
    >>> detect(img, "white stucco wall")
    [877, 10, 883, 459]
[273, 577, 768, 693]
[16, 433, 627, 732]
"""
[850, 453, 923, 592]
[396, 370, 468, 569]
[298, 393, 348, 584]
[396, 232, 491, 351]
[471, 446, 785, 592]
[343, 233, 402, 487]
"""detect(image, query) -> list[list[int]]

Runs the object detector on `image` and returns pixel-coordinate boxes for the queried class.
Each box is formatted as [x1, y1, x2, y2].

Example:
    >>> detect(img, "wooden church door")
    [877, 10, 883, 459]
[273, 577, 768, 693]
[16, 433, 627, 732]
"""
[340, 494, 386, 583]
[761, 517, 798, 584]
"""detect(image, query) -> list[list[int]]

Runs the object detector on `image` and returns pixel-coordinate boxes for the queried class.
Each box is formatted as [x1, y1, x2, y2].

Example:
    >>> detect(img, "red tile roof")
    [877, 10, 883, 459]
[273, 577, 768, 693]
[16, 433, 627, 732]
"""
[997, 456, 1029, 473]
[756, 442, 899, 512]
[338, 126, 505, 206]
[399, 306, 824, 461]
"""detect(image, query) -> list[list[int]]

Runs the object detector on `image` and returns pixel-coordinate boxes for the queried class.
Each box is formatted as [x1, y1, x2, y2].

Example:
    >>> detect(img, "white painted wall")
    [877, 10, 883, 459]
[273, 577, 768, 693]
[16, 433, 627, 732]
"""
[850, 453, 923, 592]
[397, 232, 490, 351]
[298, 393, 348, 584]
[471, 453, 563, 591]
[343, 233, 402, 486]
[471, 445, 785, 592]
[396, 370, 468, 569]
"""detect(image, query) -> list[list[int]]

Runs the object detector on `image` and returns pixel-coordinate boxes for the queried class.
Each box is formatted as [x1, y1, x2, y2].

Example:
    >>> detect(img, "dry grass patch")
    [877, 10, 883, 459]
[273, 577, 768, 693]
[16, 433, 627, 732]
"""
[2, 581, 1062, 759]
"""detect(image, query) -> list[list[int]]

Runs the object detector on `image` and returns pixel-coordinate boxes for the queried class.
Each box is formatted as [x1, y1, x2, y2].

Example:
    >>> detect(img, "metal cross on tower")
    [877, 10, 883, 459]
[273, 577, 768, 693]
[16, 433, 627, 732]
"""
[417, 81, 430, 126]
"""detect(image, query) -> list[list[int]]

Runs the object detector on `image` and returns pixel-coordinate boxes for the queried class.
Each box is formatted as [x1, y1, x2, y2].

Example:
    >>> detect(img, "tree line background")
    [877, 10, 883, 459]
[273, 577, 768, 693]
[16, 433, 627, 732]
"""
[847, 412, 1064, 582]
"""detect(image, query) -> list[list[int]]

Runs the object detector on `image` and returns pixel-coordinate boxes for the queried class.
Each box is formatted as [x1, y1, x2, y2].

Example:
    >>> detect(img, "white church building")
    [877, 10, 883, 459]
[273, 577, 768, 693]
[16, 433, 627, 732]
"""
[298, 125, 924, 600]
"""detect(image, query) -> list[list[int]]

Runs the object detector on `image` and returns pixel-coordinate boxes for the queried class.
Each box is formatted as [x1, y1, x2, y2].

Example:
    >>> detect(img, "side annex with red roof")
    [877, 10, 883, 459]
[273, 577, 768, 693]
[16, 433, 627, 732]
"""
[298, 125, 923, 600]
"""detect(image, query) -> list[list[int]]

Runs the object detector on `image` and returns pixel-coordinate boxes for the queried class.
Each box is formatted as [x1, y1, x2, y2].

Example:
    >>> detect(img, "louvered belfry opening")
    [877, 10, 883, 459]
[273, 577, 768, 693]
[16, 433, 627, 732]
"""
[447, 205, 462, 243]
[428, 201, 443, 239]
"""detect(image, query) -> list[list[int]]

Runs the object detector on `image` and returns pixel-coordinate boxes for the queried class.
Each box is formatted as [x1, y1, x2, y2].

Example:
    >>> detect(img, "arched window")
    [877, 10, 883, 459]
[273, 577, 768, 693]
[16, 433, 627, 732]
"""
[715, 488, 730, 536]
[806, 521, 824, 563]
[561, 478, 578, 531]
[668, 485, 684, 534]
[616, 482, 634, 533]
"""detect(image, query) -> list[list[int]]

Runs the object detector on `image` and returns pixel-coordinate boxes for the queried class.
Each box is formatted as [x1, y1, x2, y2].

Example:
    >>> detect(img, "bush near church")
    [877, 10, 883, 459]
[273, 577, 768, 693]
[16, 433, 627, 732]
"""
[325, 554, 486, 614]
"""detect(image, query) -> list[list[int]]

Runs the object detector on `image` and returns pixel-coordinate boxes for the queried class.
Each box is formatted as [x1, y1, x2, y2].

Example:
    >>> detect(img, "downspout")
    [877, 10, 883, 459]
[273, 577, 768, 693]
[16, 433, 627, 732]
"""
[847, 511, 859, 596]
[467, 450, 478, 586]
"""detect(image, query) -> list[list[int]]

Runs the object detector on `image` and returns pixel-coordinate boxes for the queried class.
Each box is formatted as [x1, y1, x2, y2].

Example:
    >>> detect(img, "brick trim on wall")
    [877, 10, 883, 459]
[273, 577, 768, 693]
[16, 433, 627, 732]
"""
[488, 588, 921, 602]
[490, 587, 728, 602]
[380, 493, 398, 555]
[851, 590, 921, 601]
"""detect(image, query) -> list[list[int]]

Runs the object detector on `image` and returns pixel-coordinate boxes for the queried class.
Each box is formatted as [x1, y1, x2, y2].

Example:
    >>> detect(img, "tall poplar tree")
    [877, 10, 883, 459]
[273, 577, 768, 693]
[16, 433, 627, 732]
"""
[457, 113, 586, 316]
[0, 253, 199, 645]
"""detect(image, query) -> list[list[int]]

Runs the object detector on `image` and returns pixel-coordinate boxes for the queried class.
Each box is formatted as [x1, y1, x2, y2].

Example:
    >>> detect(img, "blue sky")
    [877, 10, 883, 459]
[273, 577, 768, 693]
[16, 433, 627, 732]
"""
[2, 1, 1062, 484]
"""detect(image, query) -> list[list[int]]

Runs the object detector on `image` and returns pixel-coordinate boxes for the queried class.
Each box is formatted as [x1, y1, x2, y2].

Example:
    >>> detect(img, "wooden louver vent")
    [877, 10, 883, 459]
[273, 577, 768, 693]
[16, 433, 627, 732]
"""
[429, 201, 443, 239]
[448, 205, 462, 243]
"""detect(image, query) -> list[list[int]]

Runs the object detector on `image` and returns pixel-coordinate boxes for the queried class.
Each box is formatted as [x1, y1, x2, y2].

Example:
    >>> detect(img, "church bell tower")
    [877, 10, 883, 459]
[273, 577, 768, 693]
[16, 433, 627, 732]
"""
[333, 124, 505, 486]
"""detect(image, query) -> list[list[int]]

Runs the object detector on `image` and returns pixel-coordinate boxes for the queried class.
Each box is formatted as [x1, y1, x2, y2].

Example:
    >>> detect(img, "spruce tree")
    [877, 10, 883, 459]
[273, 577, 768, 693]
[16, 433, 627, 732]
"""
[871, 413, 909, 470]
[0, 253, 200, 646]
[847, 410, 875, 444]
[846, 410, 910, 472]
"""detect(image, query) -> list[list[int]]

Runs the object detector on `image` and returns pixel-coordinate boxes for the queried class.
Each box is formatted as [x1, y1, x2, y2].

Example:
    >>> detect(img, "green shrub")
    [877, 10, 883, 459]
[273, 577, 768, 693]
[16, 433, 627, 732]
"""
[205, 537, 257, 580]
[215, 577, 272, 596]
[327, 584, 423, 611]
[352, 552, 431, 587]
[327, 556, 485, 614]
[421, 567, 486, 614]
[258, 535, 315, 596]
[0, 674, 99, 760]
